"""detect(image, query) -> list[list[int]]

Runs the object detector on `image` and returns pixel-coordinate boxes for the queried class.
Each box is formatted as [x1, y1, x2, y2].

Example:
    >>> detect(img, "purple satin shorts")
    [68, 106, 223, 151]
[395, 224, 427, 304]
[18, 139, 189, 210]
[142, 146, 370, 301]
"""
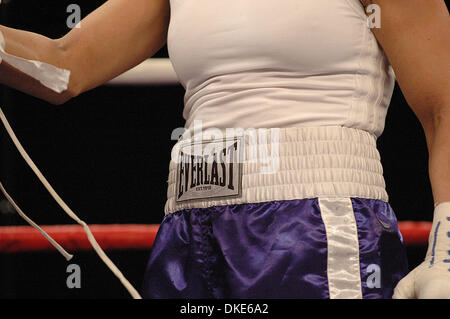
[142, 197, 408, 299]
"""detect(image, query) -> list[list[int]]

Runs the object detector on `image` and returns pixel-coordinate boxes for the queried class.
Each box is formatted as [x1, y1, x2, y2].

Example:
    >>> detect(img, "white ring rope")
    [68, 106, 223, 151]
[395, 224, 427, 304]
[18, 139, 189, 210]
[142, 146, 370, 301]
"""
[107, 58, 180, 86]
[0, 106, 142, 299]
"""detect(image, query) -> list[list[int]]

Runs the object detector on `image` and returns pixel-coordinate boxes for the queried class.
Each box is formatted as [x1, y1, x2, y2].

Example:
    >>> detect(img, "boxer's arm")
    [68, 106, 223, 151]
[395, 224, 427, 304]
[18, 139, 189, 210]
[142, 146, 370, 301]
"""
[360, 0, 450, 205]
[0, 0, 170, 105]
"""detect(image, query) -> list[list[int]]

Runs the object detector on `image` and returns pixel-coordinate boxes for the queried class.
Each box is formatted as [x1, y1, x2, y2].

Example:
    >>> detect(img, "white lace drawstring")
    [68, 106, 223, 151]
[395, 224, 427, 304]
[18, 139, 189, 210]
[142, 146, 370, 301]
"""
[0, 106, 142, 299]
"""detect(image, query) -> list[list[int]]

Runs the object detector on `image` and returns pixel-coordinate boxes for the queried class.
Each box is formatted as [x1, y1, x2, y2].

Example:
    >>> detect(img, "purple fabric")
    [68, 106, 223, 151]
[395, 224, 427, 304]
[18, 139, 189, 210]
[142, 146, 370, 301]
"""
[142, 198, 408, 299]
[352, 198, 409, 299]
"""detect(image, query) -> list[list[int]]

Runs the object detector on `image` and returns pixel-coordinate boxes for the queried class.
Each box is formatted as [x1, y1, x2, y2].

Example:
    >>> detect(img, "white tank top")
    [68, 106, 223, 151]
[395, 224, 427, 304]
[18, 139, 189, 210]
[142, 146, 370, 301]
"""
[167, 0, 395, 138]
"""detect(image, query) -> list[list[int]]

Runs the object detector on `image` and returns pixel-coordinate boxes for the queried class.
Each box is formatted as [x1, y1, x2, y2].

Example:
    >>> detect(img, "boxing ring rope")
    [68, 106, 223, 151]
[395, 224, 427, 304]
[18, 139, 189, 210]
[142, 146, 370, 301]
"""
[107, 58, 180, 86]
[0, 224, 159, 253]
[0, 221, 432, 254]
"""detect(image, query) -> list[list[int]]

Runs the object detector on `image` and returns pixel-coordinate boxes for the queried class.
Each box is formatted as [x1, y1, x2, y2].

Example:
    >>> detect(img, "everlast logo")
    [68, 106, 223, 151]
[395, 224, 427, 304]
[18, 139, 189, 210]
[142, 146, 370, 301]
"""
[176, 138, 242, 202]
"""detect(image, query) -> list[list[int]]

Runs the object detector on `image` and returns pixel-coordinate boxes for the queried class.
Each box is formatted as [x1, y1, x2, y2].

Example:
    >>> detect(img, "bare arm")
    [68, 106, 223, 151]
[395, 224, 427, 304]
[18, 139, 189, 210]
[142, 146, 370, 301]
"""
[0, 0, 170, 105]
[361, 0, 450, 206]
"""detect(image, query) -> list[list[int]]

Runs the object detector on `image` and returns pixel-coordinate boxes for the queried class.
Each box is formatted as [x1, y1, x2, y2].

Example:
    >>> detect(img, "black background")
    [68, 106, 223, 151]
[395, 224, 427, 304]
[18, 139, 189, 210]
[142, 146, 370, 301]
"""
[0, 0, 444, 298]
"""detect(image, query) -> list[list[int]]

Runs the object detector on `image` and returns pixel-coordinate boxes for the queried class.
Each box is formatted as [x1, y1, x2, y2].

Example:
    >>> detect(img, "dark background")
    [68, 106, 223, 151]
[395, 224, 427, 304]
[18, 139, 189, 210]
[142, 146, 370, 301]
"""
[0, 0, 443, 298]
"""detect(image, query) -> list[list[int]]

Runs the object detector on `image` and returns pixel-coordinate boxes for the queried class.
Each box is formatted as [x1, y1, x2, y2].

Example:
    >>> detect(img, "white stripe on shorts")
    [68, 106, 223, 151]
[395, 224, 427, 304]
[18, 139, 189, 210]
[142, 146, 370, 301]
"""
[318, 197, 363, 299]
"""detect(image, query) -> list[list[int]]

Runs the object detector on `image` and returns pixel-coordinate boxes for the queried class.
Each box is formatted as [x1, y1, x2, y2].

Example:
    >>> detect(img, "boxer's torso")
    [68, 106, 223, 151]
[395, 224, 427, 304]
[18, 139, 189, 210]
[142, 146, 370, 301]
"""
[168, 0, 395, 137]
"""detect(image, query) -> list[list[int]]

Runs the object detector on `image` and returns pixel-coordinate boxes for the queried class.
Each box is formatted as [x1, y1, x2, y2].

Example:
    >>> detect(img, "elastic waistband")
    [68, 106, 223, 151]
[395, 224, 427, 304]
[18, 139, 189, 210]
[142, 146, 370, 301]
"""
[165, 126, 388, 214]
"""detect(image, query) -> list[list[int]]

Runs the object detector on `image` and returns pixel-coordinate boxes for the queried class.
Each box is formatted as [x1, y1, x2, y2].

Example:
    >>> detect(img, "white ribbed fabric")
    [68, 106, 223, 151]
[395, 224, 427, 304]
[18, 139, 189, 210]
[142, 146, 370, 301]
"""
[168, 0, 395, 138]
[165, 126, 388, 214]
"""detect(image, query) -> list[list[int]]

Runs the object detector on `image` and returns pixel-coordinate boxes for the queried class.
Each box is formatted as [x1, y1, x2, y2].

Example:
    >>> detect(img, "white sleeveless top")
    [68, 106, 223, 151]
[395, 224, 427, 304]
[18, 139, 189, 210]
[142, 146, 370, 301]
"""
[167, 0, 395, 138]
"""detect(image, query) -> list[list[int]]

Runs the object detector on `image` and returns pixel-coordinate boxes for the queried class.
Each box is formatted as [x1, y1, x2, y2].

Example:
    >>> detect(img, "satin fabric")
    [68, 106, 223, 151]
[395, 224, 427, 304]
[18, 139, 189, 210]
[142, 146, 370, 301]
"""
[142, 198, 408, 299]
[352, 198, 409, 298]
